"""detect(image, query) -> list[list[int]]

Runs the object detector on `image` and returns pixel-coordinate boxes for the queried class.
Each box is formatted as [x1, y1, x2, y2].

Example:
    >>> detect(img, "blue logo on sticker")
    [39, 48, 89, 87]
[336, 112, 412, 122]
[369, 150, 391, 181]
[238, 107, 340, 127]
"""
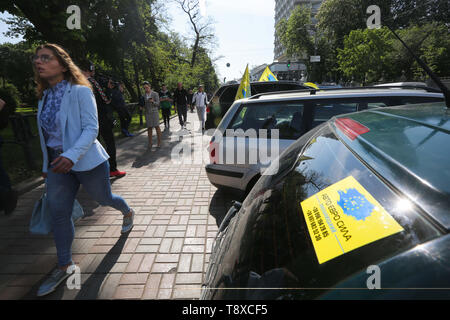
[337, 188, 374, 221]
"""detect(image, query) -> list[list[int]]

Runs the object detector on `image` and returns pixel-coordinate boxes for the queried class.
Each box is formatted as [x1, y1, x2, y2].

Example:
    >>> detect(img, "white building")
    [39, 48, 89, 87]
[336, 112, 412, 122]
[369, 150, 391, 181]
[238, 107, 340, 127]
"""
[274, 0, 323, 61]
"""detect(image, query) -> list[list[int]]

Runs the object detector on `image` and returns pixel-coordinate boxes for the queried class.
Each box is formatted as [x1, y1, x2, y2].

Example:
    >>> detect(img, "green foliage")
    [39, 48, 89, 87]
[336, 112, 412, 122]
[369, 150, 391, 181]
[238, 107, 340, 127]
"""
[391, 23, 450, 80]
[276, 0, 450, 83]
[337, 23, 450, 83]
[0, 0, 219, 104]
[0, 83, 21, 112]
[0, 42, 36, 105]
[337, 27, 394, 84]
[275, 5, 335, 82]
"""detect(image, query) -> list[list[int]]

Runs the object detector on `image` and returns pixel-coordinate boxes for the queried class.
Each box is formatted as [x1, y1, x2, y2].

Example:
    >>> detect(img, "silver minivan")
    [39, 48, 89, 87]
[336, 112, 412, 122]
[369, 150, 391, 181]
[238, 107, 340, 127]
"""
[206, 87, 444, 196]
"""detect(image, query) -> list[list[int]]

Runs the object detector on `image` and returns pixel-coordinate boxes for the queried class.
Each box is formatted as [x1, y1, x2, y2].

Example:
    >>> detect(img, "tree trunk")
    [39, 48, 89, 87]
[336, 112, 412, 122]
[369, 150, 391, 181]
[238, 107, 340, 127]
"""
[191, 35, 200, 67]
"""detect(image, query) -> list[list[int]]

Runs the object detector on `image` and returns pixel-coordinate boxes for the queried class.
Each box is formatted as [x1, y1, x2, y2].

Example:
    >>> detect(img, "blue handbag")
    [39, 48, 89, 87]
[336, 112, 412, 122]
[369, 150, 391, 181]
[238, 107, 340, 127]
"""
[29, 183, 85, 235]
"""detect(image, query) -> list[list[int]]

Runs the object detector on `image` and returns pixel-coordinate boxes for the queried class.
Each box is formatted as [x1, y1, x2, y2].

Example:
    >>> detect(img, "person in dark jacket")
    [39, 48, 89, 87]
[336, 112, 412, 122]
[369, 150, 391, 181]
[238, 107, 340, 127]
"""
[0, 97, 18, 215]
[107, 80, 133, 137]
[173, 82, 188, 128]
[79, 61, 126, 178]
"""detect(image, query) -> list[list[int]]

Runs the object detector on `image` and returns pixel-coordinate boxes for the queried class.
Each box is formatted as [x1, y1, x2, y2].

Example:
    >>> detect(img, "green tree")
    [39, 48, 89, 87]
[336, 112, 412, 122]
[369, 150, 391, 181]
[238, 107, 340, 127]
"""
[276, 5, 335, 83]
[388, 23, 450, 80]
[0, 0, 220, 102]
[0, 42, 36, 105]
[337, 27, 394, 84]
[337, 23, 450, 84]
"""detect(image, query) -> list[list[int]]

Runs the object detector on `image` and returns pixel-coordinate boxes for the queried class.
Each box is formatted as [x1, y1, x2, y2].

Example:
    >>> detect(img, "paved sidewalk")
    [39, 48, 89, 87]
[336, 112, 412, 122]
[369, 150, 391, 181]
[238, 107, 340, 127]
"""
[0, 111, 236, 300]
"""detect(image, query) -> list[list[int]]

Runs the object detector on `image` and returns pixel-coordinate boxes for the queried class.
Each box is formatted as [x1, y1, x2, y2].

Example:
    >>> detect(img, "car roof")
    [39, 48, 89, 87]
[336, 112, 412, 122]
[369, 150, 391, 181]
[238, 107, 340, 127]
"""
[333, 102, 450, 230]
[239, 88, 444, 103]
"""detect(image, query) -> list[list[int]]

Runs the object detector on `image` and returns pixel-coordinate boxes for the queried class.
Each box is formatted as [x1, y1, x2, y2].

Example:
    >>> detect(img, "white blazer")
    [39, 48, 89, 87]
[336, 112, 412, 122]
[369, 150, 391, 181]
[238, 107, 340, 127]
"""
[37, 83, 109, 173]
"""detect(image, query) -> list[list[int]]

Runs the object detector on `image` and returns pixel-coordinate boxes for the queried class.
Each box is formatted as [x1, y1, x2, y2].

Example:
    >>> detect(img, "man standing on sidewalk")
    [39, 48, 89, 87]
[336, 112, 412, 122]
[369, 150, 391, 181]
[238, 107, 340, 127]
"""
[173, 82, 188, 129]
[107, 80, 134, 137]
[192, 85, 209, 134]
[79, 61, 126, 178]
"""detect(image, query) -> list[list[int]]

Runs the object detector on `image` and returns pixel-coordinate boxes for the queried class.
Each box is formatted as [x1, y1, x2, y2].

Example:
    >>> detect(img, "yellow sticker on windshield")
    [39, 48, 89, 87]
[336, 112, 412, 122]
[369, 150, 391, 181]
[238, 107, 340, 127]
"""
[300, 176, 404, 264]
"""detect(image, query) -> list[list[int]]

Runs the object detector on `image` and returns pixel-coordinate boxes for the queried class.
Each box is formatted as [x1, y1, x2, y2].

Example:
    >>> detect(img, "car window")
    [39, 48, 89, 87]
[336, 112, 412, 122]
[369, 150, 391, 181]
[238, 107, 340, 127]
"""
[214, 86, 226, 99]
[366, 102, 388, 109]
[396, 96, 444, 105]
[312, 102, 358, 127]
[219, 87, 238, 107]
[227, 102, 306, 140]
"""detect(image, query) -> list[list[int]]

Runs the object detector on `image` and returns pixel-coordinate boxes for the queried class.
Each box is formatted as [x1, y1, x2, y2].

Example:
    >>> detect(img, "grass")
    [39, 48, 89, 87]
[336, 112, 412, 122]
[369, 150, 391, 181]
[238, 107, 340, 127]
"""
[3, 105, 177, 186]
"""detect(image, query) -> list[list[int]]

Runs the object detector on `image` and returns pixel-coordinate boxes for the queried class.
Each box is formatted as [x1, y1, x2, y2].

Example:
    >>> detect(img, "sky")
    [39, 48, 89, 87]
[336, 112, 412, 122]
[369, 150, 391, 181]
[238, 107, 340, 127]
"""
[0, 0, 276, 81]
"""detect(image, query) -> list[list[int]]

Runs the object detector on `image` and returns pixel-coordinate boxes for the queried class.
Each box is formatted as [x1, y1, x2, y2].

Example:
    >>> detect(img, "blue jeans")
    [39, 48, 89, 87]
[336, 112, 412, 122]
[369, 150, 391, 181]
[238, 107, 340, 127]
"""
[46, 160, 130, 267]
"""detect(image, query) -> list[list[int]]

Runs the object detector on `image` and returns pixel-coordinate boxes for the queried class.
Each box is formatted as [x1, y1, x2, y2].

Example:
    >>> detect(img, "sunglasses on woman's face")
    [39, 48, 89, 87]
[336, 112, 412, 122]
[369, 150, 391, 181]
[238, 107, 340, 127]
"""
[31, 54, 54, 64]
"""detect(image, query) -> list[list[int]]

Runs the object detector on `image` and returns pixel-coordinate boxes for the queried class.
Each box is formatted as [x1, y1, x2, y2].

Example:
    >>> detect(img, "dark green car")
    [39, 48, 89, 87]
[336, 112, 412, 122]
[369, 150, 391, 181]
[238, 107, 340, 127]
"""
[202, 102, 450, 300]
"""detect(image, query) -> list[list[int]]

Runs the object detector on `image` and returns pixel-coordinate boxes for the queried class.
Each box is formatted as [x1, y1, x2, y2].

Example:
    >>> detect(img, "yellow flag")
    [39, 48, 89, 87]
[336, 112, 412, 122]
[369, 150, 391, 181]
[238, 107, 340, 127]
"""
[235, 64, 252, 101]
[259, 66, 278, 82]
[304, 82, 319, 89]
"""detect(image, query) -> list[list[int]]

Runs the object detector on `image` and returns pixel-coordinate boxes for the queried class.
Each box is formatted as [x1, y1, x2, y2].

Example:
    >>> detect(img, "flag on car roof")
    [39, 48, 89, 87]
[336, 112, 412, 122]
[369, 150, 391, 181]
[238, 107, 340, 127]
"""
[235, 64, 252, 101]
[259, 66, 278, 82]
[304, 82, 319, 89]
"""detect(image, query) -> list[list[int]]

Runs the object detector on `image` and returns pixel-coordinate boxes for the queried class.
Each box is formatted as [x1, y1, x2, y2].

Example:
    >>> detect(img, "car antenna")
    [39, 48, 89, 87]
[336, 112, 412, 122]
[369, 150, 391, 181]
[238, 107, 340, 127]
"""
[386, 25, 450, 109]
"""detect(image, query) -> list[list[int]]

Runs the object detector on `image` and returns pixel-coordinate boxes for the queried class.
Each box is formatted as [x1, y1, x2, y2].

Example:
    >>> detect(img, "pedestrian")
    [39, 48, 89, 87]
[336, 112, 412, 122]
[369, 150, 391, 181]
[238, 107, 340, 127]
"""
[141, 82, 161, 149]
[159, 84, 173, 131]
[0, 97, 18, 215]
[187, 89, 194, 113]
[107, 80, 134, 137]
[173, 82, 188, 128]
[32, 43, 135, 297]
[79, 61, 126, 178]
[192, 85, 209, 134]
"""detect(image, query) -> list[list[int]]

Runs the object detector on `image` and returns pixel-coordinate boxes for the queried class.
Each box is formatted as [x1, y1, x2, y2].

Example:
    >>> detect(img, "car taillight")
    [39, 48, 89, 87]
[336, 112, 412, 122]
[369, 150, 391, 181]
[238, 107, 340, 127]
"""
[209, 141, 216, 164]
[335, 118, 370, 141]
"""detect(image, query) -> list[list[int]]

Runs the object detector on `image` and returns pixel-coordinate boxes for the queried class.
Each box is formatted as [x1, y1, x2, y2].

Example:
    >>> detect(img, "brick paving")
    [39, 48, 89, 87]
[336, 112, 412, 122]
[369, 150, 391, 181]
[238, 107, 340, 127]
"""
[0, 111, 237, 300]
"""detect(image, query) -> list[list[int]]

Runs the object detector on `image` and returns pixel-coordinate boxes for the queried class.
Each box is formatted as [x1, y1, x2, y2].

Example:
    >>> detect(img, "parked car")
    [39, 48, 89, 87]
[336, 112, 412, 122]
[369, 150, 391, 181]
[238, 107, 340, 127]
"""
[206, 81, 309, 130]
[206, 87, 444, 196]
[202, 101, 450, 300]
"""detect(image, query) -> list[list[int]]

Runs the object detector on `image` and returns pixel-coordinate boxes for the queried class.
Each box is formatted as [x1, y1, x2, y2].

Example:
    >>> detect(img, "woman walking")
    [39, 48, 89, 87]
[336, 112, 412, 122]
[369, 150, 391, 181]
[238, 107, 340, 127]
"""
[32, 44, 135, 297]
[142, 81, 161, 149]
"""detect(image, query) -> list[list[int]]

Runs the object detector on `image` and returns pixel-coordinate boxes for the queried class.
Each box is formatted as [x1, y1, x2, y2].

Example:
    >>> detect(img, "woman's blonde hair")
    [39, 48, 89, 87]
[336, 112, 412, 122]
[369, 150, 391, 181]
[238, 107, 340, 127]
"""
[33, 43, 92, 99]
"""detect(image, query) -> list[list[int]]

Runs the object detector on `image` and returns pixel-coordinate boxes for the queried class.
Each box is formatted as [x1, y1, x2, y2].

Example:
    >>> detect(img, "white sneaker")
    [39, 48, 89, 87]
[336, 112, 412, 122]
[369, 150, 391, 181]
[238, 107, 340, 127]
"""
[121, 208, 135, 234]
